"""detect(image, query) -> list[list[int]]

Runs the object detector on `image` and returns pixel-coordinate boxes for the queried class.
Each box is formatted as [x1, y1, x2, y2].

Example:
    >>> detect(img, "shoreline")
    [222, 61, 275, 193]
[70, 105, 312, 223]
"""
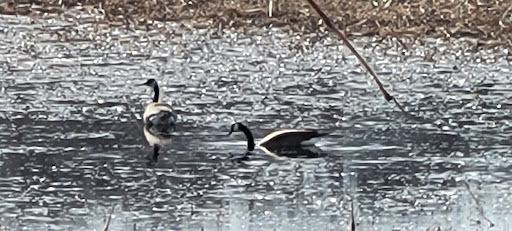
[1, 1, 511, 49]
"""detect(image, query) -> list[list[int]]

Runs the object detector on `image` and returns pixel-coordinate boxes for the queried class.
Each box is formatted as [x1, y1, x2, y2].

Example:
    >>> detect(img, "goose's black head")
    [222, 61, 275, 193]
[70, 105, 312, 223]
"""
[228, 123, 242, 135]
[140, 78, 157, 87]
[139, 78, 160, 102]
[228, 122, 255, 151]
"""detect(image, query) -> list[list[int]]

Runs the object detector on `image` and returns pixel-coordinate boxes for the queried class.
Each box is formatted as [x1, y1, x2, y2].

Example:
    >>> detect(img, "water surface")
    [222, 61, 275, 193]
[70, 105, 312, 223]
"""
[0, 12, 511, 231]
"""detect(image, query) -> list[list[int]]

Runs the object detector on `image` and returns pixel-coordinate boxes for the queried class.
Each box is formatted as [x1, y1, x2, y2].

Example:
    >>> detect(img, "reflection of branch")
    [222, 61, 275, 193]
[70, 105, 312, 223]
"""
[463, 181, 494, 227]
[427, 224, 441, 231]
[343, 164, 357, 231]
[348, 199, 356, 231]
[102, 205, 116, 231]
[304, 0, 408, 116]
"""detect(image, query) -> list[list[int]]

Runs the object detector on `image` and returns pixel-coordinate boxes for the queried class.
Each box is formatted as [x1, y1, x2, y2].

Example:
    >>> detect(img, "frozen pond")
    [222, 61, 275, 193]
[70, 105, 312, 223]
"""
[0, 11, 511, 231]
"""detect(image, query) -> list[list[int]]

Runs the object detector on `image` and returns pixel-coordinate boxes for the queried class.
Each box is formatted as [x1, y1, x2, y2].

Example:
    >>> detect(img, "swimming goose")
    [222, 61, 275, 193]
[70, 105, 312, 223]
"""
[138, 78, 177, 159]
[228, 122, 328, 157]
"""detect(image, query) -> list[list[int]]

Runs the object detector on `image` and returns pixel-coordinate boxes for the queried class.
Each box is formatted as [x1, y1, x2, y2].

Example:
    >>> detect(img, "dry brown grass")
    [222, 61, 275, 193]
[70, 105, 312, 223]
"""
[1, 0, 512, 47]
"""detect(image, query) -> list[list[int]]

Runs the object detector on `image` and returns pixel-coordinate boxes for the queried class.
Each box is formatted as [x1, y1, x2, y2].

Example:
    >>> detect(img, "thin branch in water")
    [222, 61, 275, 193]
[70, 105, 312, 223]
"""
[428, 224, 441, 231]
[304, 0, 409, 117]
[348, 198, 356, 231]
[463, 180, 494, 227]
[102, 205, 116, 231]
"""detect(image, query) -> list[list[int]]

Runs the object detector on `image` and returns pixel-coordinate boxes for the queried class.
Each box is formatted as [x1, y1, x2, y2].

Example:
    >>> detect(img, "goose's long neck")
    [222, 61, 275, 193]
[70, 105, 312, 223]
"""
[152, 83, 160, 102]
[239, 124, 255, 151]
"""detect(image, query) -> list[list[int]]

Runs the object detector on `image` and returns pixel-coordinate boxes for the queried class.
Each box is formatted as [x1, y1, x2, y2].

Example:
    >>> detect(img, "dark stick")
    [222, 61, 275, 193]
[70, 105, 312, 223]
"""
[349, 199, 356, 231]
[153, 145, 160, 160]
[304, 0, 408, 116]
[102, 205, 115, 231]
[463, 181, 494, 227]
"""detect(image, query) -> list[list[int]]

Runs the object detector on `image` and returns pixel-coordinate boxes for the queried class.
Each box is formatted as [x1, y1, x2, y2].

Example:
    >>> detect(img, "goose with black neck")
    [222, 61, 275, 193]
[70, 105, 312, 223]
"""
[138, 78, 177, 161]
[228, 122, 328, 159]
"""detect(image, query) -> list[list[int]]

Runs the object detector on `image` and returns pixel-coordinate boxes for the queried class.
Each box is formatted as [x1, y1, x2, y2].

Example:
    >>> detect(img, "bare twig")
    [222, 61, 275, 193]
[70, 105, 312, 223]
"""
[428, 224, 441, 231]
[304, 0, 408, 116]
[102, 205, 116, 231]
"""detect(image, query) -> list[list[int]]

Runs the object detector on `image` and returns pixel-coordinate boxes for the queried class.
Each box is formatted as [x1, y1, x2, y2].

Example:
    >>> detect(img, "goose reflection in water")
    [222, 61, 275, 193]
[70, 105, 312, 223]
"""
[143, 116, 174, 162]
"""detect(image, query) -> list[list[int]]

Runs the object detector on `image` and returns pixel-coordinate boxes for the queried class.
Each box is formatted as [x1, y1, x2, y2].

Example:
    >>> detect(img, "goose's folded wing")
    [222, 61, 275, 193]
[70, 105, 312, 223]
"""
[259, 129, 327, 147]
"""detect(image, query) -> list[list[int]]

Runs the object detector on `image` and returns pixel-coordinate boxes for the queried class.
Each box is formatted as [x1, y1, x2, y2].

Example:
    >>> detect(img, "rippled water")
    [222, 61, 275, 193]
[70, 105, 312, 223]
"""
[1, 11, 511, 231]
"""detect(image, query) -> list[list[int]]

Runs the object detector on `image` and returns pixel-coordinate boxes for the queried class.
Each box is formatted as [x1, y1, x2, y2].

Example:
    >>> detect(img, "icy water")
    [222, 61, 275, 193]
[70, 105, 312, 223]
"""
[0, 11, 511, 231]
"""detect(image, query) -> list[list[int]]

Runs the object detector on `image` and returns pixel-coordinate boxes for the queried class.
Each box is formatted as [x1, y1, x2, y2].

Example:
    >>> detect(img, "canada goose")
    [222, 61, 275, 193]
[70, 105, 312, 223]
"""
[228, 122, 328, 157]
[138, 78, 177, 159]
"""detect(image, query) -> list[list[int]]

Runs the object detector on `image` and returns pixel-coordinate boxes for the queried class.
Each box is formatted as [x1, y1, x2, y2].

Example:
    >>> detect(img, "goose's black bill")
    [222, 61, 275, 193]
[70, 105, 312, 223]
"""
[227, 123, 238, 136]
[138, 78, 156, 86]
[227, 122, 255, 151]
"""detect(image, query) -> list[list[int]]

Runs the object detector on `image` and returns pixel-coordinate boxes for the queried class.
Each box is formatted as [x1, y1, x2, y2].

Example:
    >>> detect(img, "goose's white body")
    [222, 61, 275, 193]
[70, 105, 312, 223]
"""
[143, 102, 174, 123]
[139, 79, 177, 153]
